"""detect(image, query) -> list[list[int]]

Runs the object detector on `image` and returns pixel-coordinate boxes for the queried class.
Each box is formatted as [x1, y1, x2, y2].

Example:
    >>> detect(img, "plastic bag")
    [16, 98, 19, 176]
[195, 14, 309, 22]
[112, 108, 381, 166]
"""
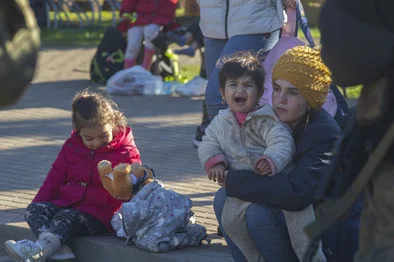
[106, 66, 164, 96]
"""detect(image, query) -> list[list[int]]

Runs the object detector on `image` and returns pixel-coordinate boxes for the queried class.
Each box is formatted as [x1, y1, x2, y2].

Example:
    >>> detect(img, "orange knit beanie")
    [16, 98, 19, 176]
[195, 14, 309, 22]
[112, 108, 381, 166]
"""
[272, 46, 332, 109]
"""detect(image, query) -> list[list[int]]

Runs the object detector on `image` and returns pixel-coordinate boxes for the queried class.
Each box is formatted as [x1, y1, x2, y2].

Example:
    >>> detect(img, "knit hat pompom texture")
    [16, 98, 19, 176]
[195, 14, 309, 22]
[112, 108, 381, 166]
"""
[272, 46, 332, 109]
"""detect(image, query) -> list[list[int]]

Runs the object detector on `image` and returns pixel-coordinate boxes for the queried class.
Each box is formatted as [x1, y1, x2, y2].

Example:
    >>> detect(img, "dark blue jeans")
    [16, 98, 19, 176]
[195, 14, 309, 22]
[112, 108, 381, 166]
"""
[213, 188, 299, 262]
[204, 31, 280, 120]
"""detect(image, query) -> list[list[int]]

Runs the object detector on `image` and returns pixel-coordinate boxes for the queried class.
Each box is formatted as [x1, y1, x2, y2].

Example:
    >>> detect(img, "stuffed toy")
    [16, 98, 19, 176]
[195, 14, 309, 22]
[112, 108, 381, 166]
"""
[97, 160, 155, 200]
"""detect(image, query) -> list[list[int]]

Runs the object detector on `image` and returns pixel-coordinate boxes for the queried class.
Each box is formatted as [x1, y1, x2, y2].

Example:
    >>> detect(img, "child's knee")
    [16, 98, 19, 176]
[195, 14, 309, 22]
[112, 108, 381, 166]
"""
[25, 202, 56, 224]
[125, 44, 140, 59]
[143, 32, 157, 50]
[143, 40, 155, 50]
[26, 202, 55, 214]
[143, 25, 161, 48]
[26, 202, 40, 212]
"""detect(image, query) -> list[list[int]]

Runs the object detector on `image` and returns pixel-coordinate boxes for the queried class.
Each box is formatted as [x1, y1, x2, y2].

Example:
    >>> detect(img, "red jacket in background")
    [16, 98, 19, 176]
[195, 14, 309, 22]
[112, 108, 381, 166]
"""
[117, 0, 178, 33]
[32, 127, 141, 231]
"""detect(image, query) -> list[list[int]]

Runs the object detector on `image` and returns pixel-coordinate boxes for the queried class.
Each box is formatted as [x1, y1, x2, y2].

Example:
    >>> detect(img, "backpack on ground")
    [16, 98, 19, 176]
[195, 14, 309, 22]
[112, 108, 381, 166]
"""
[90, 27, 182, 84]
[151, 32, 182, 82]
[90, 27, 127, 84]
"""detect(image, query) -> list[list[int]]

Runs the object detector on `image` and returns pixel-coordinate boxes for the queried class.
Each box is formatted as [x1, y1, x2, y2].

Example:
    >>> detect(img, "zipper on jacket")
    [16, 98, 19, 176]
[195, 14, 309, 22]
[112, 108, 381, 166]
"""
[240, 121, 256, 167]
[225, 0, 229, 39]
[88, 151, 94, 185]
[231, 114, 255, 167]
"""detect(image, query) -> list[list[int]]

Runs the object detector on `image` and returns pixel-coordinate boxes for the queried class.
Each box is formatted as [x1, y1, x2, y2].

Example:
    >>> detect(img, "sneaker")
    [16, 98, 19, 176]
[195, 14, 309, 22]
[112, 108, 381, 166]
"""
[4, 239, 45, 262]
[193, 126, 204, 148]
[175, 76, 207, 97]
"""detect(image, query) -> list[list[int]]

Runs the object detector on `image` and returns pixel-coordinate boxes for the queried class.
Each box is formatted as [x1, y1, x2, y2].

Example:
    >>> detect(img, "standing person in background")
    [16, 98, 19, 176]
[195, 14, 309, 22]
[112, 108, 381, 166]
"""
[118, 0, 178, 70]
[167, 18, 211, 147]
[197, 0, 295, 120]
[168, 18, 209, 99]
[259, 36, 360, 262]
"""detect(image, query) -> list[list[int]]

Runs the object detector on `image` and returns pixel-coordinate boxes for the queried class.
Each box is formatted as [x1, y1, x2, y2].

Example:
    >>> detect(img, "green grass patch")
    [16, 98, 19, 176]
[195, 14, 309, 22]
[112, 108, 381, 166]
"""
[48, 10, 116, 24]
[308, 27, 321, 40]
[40, 11, 361, 98]
[296, 28, 362, 99]
[297, 27, 320, 45]
[41, 27, 106, 46]
[176, 8, 185, 17]
[341, 85, 362, 99]
[41, 9, 188, 46]
[179, 64, 200, 81]
[42, 11, 114, 46]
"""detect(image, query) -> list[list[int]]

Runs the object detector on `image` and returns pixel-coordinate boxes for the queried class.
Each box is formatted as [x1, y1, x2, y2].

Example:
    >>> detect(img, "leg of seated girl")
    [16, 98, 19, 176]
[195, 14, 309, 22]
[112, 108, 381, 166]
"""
[246, 204, 299, 261]
[125, 26, 144, 68]
[25, 202, 62, 236]
[142, 24, 161, 70]
[5, 203, 84, 261]
[213, 188, 247, 262]
[48, 209, 106, 243]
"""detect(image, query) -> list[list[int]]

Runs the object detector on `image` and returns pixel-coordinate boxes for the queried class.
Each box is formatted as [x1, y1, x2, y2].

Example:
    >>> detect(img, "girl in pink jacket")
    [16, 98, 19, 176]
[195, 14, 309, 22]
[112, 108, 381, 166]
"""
[5, 90, 141, 261]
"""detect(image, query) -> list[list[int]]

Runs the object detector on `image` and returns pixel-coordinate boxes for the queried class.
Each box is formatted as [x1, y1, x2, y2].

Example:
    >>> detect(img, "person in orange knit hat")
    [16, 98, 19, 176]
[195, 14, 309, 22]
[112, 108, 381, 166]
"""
[272, 45, 332, 114]
[212, 45, 356, 261]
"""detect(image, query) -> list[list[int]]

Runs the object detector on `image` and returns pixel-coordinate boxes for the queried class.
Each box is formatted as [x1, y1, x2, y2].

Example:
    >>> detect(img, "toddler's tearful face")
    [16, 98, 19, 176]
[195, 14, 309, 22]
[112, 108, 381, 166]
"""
[221, 75, 260, 114]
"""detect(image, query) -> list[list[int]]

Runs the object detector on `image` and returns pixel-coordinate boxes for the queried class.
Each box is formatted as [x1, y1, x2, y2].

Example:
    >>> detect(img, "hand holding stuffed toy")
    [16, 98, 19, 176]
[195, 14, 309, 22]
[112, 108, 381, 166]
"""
[97, 160, 155, 200]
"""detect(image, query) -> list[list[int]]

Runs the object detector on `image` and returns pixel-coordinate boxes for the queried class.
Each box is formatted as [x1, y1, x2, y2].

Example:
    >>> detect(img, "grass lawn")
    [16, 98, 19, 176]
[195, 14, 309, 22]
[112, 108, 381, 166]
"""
[41, 27, 105, 46]
[42, 10, 185, 46]
[41, 14, 322, 47]
[178, 65, 200, 81]
[40, 11, 361, 98]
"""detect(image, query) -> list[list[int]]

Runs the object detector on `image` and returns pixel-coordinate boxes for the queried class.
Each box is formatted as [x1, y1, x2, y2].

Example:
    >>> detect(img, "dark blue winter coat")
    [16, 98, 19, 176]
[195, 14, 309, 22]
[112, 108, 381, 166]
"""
[225, 108, 361, 261]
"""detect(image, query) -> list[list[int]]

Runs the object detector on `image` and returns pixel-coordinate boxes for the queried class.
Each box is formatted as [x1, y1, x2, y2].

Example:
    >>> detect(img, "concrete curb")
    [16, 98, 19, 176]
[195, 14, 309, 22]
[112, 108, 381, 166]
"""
[0, 224, 232, 262]
[70, 236, 232, 262]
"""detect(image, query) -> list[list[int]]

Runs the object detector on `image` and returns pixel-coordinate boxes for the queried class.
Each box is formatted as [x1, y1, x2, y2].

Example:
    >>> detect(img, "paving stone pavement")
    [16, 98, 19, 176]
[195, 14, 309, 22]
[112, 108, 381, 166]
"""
[0, 46, 226, 260]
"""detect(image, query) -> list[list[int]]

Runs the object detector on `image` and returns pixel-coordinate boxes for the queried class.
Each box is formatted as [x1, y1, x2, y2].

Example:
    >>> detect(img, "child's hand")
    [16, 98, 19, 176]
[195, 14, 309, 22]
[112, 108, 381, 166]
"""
[256, 159, 272, 176]
[217, 171, 227, 187]
[208, 164, 226, 183]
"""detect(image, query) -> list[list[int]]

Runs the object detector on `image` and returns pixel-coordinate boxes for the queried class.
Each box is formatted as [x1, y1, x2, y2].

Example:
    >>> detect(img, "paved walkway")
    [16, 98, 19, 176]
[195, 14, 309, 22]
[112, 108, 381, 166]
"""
[0, 47, 229, 261]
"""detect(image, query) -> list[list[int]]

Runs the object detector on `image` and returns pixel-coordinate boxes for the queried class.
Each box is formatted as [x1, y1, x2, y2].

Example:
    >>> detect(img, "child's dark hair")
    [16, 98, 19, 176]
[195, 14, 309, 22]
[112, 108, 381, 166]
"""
[71, 89, 127, 134]
[217, 51, 265, 95]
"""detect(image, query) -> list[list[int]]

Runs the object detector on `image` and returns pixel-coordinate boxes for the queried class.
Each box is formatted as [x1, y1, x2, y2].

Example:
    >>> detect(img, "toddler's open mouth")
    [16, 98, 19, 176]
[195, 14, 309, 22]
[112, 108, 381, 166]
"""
[234, 97, 247, 103]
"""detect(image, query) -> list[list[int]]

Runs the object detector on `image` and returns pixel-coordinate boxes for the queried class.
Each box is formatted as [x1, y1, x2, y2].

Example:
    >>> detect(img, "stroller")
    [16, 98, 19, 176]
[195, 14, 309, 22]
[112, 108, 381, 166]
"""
[90, 25, 181, 84]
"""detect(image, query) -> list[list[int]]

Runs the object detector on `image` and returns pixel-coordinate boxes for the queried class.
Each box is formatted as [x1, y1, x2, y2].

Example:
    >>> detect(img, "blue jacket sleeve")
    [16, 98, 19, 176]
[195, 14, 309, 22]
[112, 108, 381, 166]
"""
[225, 136, 338, 211]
